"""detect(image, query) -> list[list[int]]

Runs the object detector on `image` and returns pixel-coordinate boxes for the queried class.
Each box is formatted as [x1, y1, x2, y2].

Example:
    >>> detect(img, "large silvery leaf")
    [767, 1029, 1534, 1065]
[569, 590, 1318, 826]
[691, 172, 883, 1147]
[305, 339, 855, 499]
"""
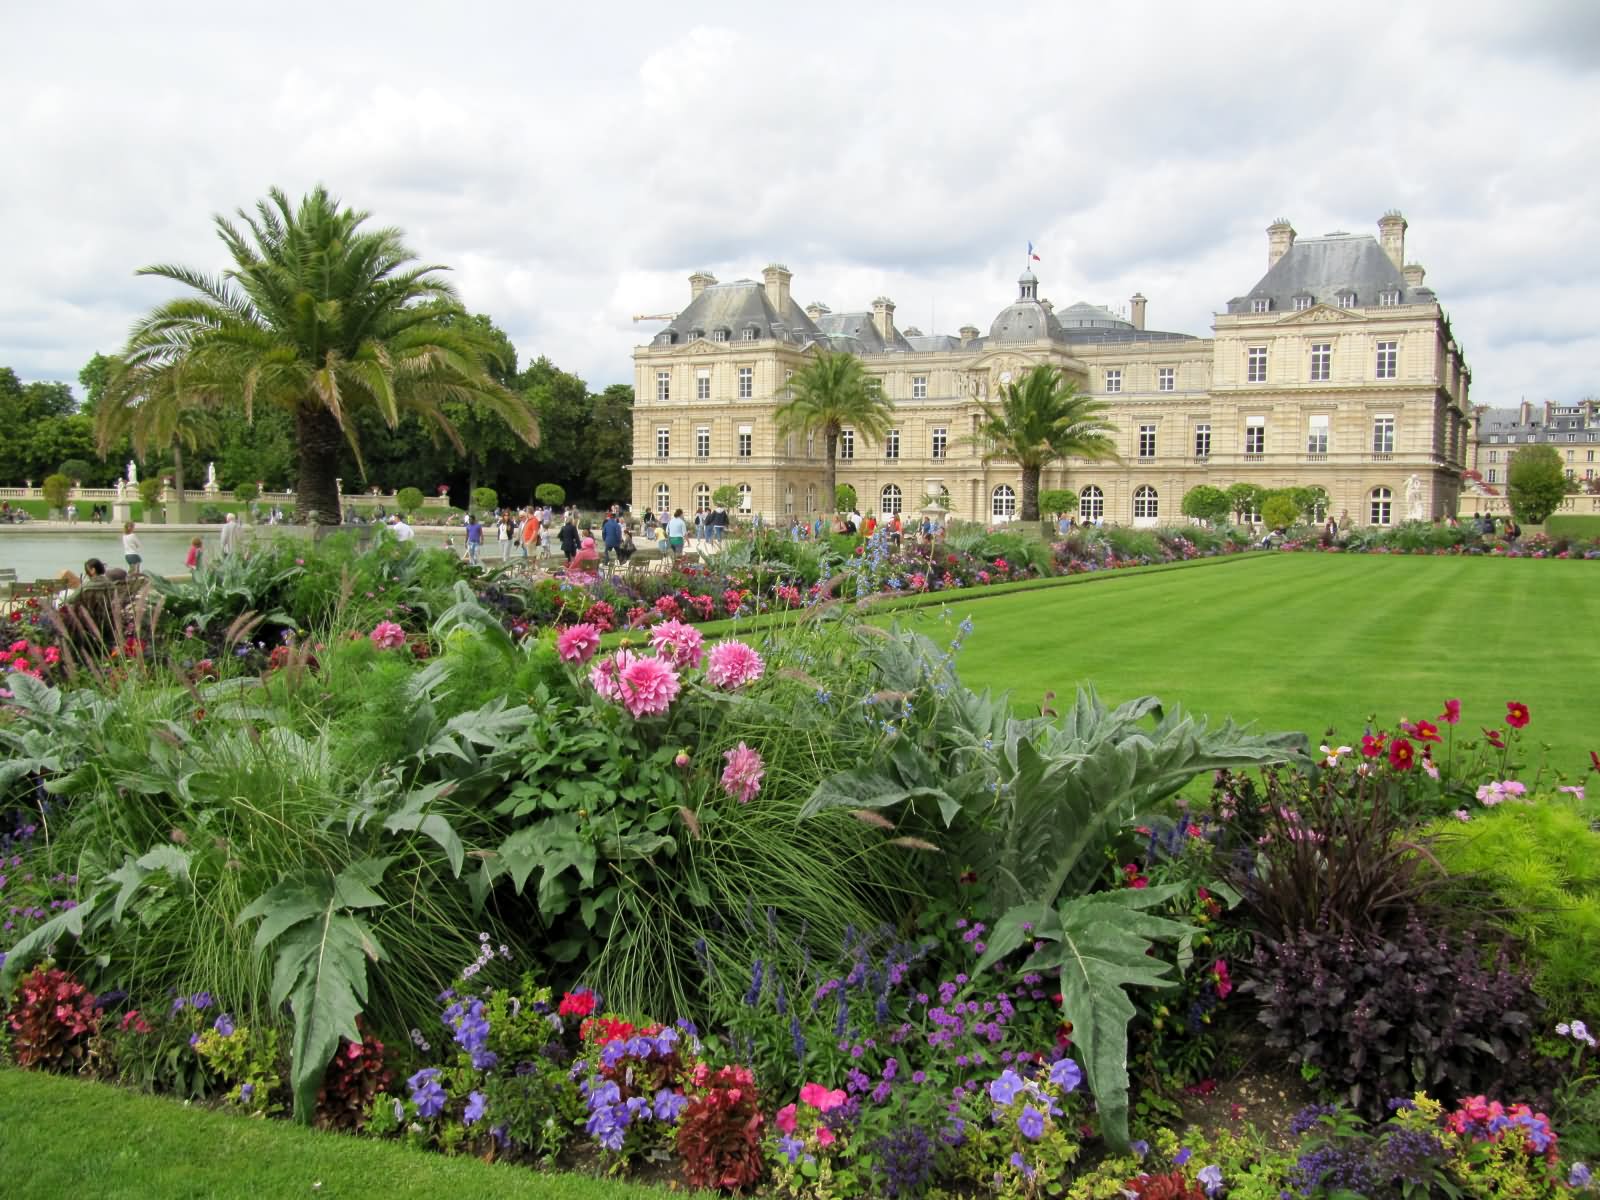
[236, 857, 392, 1122]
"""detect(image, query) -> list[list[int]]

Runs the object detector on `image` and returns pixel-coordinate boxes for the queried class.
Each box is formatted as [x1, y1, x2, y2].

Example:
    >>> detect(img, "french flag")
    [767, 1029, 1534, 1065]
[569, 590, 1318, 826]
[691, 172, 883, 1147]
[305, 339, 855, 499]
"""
[1027, 241, 1041, 261]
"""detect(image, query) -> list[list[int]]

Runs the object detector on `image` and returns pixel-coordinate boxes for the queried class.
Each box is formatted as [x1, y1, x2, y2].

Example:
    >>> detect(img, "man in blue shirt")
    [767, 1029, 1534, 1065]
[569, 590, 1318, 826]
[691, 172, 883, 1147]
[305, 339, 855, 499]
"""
[602, 508, 624, 564]
[464, 515, 483, 564]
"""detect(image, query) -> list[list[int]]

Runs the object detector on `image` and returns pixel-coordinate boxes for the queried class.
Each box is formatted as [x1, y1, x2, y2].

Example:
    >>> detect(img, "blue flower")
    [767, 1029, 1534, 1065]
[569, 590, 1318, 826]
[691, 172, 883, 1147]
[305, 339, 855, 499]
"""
[653, 1088, 687, 1122]
[1174, 1146, 1193, 1167]
[1131, 1139, 1150, 1159]
[238, 1083, 254, 1103]
[1048, 1057, 1082, 1092]
[778, 1134, 806, 1164]
[212, 1013, 235, 1037]
[1016, 1105, 1044, 1140]
[189, 991, 213, 1011]
[463, 1090, 488, 1125]
[1198, 1164, 1223, 1197]
[407, 1068, 447, 1119]
[987, 1069, 1024, 1106]
[1009, 1150, 1034, 1177]
[1571, 1163, 1592, 1188]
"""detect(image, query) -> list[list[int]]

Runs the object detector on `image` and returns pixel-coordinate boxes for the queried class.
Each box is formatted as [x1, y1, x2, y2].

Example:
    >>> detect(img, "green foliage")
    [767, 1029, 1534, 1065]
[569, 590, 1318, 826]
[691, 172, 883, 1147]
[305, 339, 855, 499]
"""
[1039, 488, 1078, 517]
[193, 1020, 283, 1114]
[470, 486, 498, 514]
[966, 365, 1117, 521]
[1508, 444, 1570, 524]
[1224, 482, 1263, 521]
[395, 486, 424, 514]
[234, 480, 260, 504]
[59, 457, 94, 483]
[835, 483, 857, 512]
[236, 857, 393, 1122]
[137, 476, 163, 508]
[41, 472, 71, 511]
[711, 484, 739, 509]
[1260, 490, 1299, 529]
[1546, 514, 1600, 538]
[535, 482, 565, 507]
[1426, 793, 1600, 1010]
[775, 349, 894, 508]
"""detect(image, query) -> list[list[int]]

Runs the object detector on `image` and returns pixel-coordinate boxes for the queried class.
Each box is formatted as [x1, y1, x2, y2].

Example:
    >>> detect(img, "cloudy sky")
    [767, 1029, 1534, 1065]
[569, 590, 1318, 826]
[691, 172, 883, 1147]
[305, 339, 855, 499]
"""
[5, 1, 1599, 406]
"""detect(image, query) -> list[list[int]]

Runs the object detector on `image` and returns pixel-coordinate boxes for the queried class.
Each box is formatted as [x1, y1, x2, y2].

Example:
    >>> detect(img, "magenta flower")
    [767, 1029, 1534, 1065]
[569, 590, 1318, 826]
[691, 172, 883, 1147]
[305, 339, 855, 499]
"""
[370, 621, 406, 650]
[705, 640, 765, 690]
[649, 619, 704, 669]
[588, 649, 635, 702]
[614, 653, 681, 718]
[721, 742, 765, 804]
[556, 622, 602, 664]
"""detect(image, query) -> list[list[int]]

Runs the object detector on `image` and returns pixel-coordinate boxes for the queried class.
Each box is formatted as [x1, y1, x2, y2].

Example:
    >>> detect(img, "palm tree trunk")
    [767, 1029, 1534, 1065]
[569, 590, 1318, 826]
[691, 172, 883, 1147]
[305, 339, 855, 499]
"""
[1021, 466, 1040, 522]
[172, 441, 186, 504]
[295, 404, 344, 524]
[823, 428, 839, 514]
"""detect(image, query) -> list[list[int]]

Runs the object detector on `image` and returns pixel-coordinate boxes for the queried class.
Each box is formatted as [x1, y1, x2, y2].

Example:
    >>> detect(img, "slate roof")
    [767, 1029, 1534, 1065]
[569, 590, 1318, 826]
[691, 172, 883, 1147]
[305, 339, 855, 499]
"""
[814, 311, 914, 354]
[1226, 234, 1436, 314]
[653, 280, 821, 347]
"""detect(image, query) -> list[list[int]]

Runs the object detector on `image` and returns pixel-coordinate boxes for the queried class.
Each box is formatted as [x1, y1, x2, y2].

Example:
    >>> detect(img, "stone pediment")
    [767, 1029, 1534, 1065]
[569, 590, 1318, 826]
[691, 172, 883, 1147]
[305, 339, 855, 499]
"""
[1275, 304, 1357, 324]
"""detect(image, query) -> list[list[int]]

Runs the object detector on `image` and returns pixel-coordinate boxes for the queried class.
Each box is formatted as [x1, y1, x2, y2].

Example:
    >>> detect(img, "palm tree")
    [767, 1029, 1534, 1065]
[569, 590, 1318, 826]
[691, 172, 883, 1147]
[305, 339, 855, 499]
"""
[94, 356, 221, 507]
[970, 365, 1117, 521]
[113, 186, 537, 523]
[774, 349, 894, 513]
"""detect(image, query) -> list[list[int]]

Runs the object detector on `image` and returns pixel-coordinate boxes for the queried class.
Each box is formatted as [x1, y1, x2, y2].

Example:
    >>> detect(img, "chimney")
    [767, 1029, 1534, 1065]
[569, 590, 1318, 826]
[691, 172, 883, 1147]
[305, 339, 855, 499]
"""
[1402, 262, 1425, 289]
[871, 296, 896, 343]
[762, 263, 792, 313]
[805, 301, 831, 322]
[1130, 292, 1148, 331]
[959, 324, 980, 346]
[689, 271, 716, 301]
[1266, 219, 1296, 269]
[1519, 399, 1532, 425]
[1378, 211, 1407, 269]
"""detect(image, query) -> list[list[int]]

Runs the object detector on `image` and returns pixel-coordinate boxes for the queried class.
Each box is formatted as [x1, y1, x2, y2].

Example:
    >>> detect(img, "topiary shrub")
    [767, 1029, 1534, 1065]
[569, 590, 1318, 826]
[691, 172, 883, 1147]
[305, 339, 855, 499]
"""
[137, 477, 163, 510]
[1038, 488, 1078, 517]
[1244, 915, 1540, 1117]
[534, 482, 565, 508]
[41, 473, 72, 514]
[470, 486, 498, 514]
[834, 483, 857, 513]
[395, 486, 424, 515]
[233, 481, 259, 505]
[6, 964, 101, 1072]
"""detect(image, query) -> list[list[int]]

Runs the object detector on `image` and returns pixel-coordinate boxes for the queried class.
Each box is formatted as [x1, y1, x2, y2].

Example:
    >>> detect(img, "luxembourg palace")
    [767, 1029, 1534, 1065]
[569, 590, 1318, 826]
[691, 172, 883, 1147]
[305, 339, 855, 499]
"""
[627, 212, 1472, 528]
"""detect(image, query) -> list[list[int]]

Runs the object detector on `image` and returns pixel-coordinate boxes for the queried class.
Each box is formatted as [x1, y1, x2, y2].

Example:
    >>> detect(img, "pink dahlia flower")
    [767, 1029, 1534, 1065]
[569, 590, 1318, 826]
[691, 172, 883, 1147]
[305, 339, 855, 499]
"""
[649, 619, 704, 669]
[721, 741, 765, 804]
[705, 640, 765, 690]
[556, 622, 602, 663]
[614, 653, 681, 718]
[370, 621, 406, 650]
[588, 649, 635, 702]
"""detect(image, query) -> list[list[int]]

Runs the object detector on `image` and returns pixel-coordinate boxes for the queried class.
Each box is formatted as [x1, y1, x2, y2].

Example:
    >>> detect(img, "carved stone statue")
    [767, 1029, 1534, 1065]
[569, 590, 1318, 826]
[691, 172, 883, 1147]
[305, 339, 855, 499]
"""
[115, 478, 126, 500]
[1405, 473, 1425, 521]
[206, 461, 218, 491]
[126, 460, 138, 485]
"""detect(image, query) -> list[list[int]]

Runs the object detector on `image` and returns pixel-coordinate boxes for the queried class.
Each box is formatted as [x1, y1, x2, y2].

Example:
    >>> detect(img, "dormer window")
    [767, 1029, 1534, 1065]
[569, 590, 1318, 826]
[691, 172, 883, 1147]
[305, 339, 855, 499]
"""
[1292, 295, 1312, 311]
[742, 327, 758, 341]
[1338, 292, 1357, 307]
[1251, 298, 1271, 314]
[712, 328, 731, 343]
[1378, 290, 1401, 306]
[689, 328, 705, 341]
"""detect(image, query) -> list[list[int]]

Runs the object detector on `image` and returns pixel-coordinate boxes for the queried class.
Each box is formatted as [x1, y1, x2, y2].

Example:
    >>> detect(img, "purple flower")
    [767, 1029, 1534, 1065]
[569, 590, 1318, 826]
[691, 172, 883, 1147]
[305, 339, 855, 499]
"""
[1198, 1164, 1223, 1197]
[1131, 1139, 1150, 1159]
[238, 1083, 254, 1103]
[1571, 1163, 1592, 1188]
[1174, 1146, 1192, 1166]
[777, 1134, 806, 1164]
[213, 1013, 235, 1037]
[189, 991, 213, 1011]
[653, 1088, 687, 1122]
[407, 1067, 447, 1119]
[1048, 1057, 1082, 1093]
[1016, 1105, 1045, 1140]
[463, 1090, 487, 1125]
[987, 1069, 1024, 1106]
[1009, 1150, 1034, 1177]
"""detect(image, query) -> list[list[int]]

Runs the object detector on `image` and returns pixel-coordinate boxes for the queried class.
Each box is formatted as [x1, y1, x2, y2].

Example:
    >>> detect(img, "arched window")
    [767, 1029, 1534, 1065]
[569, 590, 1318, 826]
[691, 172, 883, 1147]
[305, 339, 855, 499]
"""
[1079, 485, 1104, 522]
[655, 483, 671, 513]
[991, 484, 1017, 520]
[806, 484, 817, 514]
[1369, 486, 1393, 526]
[1133, 485, 1159, 520]
[737, 483, 753, 513]
[880, 483, 903, 516]
[694, 483, 711, 513]
[784, 485, 795, 514]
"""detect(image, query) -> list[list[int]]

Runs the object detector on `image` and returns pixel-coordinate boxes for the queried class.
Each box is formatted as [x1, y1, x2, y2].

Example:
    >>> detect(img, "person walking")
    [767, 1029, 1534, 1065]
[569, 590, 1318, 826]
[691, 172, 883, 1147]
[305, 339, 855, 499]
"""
[219, 512, 242, 555]
[521, 508, 541, 562]
[185, 537, 203, 572]
[601, 509, 623, 565]
[667, 508, 688, 559]
[122, 521, 144, 575]
[558, 514, 581, 564]
[497, 510, 513, 559]
[464, 514, 483, 564]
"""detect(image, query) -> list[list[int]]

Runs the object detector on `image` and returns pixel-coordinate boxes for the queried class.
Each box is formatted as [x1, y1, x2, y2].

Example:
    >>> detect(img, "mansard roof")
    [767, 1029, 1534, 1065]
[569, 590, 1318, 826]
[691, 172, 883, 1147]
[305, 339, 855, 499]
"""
[1227, 234, 1434, 314]
[653, 279, 821, 346]
[813, 311, 914, 354]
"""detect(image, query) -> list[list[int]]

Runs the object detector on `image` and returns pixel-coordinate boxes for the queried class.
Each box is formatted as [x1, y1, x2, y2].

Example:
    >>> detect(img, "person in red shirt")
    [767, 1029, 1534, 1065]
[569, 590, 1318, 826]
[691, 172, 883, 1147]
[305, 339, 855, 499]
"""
[522, 509, 542, 561]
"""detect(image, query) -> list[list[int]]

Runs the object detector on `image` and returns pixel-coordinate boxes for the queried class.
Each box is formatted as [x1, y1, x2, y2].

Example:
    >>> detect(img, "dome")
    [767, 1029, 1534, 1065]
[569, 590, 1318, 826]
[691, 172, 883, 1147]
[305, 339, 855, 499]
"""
[1053, 301, 1133, 332]
[988, 301, 1054, 343]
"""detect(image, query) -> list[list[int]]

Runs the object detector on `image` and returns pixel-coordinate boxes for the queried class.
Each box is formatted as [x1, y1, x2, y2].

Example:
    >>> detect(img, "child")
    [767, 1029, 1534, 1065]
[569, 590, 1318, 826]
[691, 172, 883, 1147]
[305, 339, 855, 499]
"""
[185, 536, 203, 571]
[122, 522, 144, 575]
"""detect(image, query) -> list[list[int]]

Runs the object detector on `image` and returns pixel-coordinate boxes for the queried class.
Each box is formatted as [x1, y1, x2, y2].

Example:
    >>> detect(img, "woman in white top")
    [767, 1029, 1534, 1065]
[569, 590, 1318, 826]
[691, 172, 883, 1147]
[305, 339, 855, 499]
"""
[122, 522, 144, 574]
[497, 511, 512, 559]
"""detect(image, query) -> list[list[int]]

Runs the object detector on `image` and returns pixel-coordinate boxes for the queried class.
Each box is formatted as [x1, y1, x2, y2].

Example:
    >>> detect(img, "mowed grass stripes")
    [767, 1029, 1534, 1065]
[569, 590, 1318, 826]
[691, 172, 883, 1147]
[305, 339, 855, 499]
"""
[896, 555, 1600, 772]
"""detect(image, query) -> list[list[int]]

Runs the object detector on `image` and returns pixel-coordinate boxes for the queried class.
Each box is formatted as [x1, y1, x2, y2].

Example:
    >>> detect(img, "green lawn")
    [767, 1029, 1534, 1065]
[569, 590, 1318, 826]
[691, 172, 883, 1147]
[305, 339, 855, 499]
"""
[0, 1069, 699, 1199]
[905, 554, 1599, 773]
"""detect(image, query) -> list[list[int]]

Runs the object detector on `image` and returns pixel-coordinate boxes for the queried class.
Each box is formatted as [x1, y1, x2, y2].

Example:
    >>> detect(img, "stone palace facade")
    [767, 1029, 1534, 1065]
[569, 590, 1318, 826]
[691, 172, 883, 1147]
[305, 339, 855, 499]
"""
[628, 212, 1473, 528]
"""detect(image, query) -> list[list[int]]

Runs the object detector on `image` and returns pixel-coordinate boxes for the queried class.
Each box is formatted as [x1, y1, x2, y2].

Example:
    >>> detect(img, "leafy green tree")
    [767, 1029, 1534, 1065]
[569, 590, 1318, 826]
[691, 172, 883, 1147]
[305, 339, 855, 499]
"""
[1225, 482, 1264, 524]
[77, 353, 115, 418]
[1038, 488, 1078, 517]
[1261, 491, 1300, 529]
[774, 350, 894, 513]
[835, 483, 858, 513]
[112, 186, 538, 524]
[137, 477, 163, 510]
[1181, 484, 1231, 526]
[711, 484, 739, 510]
[584, 383, 634, 502]
[1289, 485, 1329, 522]
[94, 355, 223, 504]
[234, 481, 259, 507]
[41, 473, 72, 513]
[394, 486, 424, 515]
[1507, 444, 1568, 525]
[964, 365, 1117, 522]
[470, 487, 498, 514]
[534, 482, 565, 508]
[59, 458, 94, 483]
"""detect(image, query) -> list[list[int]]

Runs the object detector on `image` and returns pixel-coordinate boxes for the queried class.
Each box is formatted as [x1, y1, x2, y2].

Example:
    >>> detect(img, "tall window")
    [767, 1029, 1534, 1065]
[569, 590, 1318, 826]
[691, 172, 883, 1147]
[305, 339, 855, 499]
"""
[806, 431, 815, 459]
[1079, 485, 1104, 522]
[784, 485, 794, 514]
[1293, 295, 1312, 311]
[656, 370, 671, 402]
[1306, 414, 1329, 454]
[1378, 290, 1401, 306]
[884, 429, 900, 459]
[1250, 298, 1270, 314]
[694, 483, 711, 513]
[1133, 485, 1158, 520]
[737, 483, 752, 513]
[738, 367, 753, 398]
[1105, 369, 1122, 393]
[741, 327, 757, 341]
[912, 375, 927, 399]
[738, 427, 753, 457]
[1310, 342, 1331, 382]
[1369, 486, 1393, 526]
[931, 427, 947, 459]
[695, 426, 710, 458]
[880, 484, 903, 516]
[1138, 423, 1156, 459]
[806, 484, 816, 513]
[1372, 415, 1395, 454]
[991, 484, 1017, 519]
[655, 483, 670, 511]
[1487, 469, 1497, 484]
[839, 429, 855, 460]
[712, 328, 730, 343]
[696, 369, 711, 401]
[1158, 367, 1175, 392]
[1246, 346, 1267, 383]
[1376, 340, 1398, 379]
[1339, 292, 1357, 308]
[1245, 416, 1266, 455]
[784, 369, 793, 399]
[655, 427, 670, 458]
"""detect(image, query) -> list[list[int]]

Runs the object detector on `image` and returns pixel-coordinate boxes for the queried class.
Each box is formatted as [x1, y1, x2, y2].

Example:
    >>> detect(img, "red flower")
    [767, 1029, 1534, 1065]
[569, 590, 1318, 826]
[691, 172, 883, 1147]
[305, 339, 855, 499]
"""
[1388, 737, 1415, 771]
[558, 989, 597, 1018]
[1410, 719, 1442, 743]
[1361, 733, 1387, 757]
[1591, 750, 1600, 773]
[1505, 701, 1531, 729]
[1440, 698, 1461, 726]
[1482, 727, 1506, 749]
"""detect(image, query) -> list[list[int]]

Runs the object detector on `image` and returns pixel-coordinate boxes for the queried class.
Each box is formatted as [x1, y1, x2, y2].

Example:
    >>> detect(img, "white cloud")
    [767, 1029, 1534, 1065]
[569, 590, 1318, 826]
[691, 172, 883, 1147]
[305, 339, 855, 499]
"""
[2, 0, 1598, 408]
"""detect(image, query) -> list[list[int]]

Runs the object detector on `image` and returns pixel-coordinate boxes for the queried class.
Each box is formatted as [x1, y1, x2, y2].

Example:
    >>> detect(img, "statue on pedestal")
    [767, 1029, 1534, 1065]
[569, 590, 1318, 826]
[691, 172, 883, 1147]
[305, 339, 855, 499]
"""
[127, 460, 138, 486]
[206, 462, 218, 492]
[115, 478, 126, 500]
[1405, 473, 1425, 522]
